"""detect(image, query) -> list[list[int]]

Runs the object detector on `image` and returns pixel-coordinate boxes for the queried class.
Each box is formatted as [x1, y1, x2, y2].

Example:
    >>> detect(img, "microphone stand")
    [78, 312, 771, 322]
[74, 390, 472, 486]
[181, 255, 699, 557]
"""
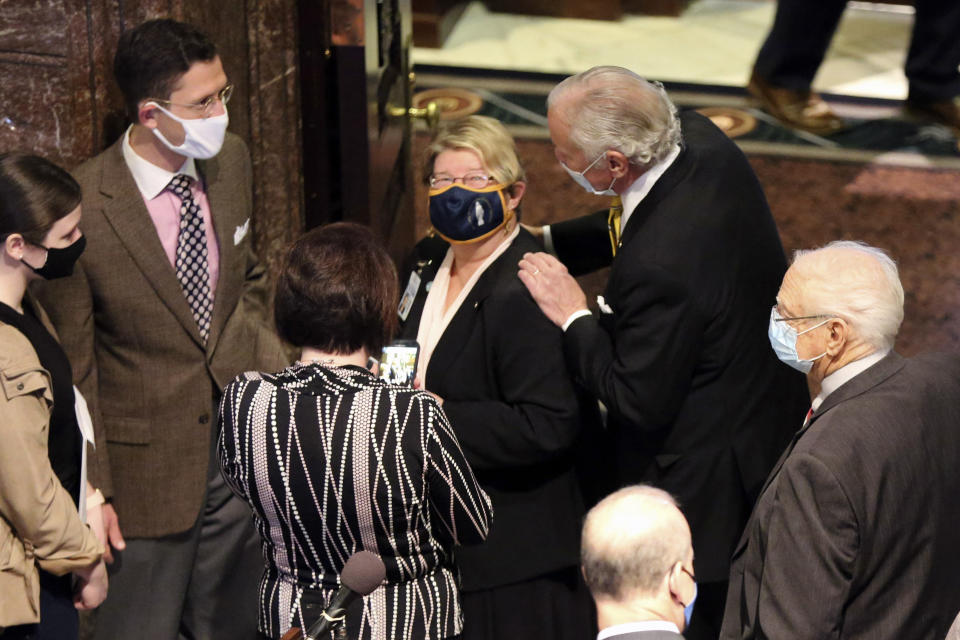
[280, 611, 351, 640]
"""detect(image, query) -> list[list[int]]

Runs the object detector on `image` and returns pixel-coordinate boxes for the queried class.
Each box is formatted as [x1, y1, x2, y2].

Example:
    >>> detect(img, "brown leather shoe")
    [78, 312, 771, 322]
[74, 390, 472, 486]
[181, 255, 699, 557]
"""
[747, 73, 844, 135]
[905, 97, 960, 135]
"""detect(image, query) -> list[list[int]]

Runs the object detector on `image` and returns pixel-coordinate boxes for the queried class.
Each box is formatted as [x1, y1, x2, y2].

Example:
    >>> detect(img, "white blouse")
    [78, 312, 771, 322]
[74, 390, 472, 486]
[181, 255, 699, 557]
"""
[415, 225, 519, 384]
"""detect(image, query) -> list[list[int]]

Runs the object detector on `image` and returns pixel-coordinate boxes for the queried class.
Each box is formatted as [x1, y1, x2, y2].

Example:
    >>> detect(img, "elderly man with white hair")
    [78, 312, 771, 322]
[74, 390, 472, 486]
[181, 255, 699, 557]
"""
[518, 65, 809, 638]
[582, 485, 697, 640]
[721, 240, 960, 639]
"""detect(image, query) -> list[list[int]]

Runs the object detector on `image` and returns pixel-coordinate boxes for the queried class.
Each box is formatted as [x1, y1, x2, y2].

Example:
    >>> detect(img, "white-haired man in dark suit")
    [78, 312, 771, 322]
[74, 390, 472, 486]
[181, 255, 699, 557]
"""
[722, 240, 960, 639]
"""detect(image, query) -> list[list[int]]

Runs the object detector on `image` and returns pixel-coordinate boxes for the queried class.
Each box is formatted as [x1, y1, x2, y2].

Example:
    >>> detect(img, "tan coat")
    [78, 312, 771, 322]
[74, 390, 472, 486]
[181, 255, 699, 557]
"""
[0, 308, 102, 629]
[33, 133, 289, 538]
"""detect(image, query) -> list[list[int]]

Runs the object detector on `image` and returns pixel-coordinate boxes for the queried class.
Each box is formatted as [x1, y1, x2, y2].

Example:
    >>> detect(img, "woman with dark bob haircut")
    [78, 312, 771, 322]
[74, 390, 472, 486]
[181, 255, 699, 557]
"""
[218, 222, 492, 640]
[0, 153, 107, 638]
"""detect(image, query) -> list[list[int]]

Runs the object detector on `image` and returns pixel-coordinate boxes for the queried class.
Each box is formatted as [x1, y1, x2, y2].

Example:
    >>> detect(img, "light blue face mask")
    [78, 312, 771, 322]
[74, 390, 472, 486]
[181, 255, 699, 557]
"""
[768, 306, 830, 373]
[684, 582, 697, 629]
[673, 563, 698, 630]
[560, 151, 617, 196]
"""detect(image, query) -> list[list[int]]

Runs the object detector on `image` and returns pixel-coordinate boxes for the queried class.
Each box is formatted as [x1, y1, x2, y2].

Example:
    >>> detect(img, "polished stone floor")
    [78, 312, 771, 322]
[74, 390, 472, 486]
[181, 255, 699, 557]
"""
[412, 0, 915, 99]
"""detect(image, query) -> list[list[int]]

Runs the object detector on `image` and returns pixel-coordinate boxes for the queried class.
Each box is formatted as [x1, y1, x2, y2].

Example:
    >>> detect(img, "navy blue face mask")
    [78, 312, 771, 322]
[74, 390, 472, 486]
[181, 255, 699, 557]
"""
[428, 183, 514, 244]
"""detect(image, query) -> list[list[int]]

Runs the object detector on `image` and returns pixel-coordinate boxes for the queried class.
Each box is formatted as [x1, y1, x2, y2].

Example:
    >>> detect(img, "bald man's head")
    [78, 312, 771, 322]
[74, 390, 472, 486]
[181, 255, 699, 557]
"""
[581, 485, 692, 601]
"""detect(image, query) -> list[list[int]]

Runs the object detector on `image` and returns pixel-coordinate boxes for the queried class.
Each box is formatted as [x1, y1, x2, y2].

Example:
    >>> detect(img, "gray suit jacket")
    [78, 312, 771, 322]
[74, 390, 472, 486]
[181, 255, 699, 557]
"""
[721, 351, 960, 639]
[33, 132, 288, 538]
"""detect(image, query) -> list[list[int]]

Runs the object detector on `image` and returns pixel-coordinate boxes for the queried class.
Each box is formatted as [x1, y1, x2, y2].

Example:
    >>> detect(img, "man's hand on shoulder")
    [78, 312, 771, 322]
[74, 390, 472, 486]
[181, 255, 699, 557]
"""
[517, 252, 589, 327]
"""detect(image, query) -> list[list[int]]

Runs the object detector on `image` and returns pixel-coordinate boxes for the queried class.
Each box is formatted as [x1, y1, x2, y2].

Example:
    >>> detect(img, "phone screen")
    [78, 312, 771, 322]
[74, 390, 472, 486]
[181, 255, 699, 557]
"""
[379, 341, 419, 386]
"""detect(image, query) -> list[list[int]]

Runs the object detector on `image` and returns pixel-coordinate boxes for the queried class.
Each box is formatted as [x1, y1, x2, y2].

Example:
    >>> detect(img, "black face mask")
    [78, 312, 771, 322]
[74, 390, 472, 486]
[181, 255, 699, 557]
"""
[22, 235, 86, 280]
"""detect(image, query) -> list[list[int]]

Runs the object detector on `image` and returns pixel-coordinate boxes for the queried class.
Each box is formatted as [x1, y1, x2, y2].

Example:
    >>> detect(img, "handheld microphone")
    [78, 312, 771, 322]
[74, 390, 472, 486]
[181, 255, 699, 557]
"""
[303, 551, 386, 640]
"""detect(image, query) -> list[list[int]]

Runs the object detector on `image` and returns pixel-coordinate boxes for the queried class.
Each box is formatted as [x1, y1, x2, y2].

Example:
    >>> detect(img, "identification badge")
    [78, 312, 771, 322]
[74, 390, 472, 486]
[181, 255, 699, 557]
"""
[398, 271, 422, 321]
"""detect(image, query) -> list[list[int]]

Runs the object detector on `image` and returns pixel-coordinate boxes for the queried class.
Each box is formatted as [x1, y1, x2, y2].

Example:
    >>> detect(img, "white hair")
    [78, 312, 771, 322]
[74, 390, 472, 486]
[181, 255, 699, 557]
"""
[791, 240, 905, 351]
[581, 485, 690, 600]
[547, 66, 681, 166]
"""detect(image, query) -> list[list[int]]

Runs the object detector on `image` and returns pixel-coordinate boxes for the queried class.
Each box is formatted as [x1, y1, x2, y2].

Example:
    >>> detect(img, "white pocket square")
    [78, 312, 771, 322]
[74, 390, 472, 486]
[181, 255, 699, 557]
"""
[597, 295, 614, 315]
[233, 218, 250, 246]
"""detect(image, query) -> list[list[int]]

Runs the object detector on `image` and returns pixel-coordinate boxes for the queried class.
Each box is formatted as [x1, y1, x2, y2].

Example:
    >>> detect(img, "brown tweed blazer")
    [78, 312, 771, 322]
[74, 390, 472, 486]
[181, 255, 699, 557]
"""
[33, 132, 288, 538]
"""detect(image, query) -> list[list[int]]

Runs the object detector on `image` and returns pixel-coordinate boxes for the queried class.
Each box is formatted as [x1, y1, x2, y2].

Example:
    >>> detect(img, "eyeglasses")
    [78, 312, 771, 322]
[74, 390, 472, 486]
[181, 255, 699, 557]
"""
[772, 306, 832, 323]
[429, 171, 494, 189]
[150, 84, 234, 117]
[680, 565, 695, 581]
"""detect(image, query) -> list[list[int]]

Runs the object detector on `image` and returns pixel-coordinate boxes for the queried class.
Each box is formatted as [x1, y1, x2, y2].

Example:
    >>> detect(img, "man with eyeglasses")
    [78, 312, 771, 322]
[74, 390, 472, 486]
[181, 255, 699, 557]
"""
[518, 65, 809, 639]
[581, 485, 697, 639]
[721, 241, 960, 639]
[34, 19, 287, 639]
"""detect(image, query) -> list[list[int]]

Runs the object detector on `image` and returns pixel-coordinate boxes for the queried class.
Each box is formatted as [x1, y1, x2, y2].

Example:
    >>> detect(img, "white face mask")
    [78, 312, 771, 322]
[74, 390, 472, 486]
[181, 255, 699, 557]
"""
[149, 102, 229, 159]
[561, 151, 617, 196]
[768, 306, 830, 374]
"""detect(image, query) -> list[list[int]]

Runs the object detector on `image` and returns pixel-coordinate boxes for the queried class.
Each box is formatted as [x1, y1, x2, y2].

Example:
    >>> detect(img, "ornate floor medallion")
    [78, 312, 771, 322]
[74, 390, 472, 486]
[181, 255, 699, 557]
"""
[412, 88, 484, 120]
[695, 106, 758, 139]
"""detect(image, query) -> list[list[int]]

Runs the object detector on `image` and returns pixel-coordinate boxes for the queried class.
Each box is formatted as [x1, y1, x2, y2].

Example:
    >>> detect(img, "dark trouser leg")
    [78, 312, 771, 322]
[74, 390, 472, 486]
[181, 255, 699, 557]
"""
[179, 469, 261, 639]
[30, 571, 78, 640]
[905, 0, 960, 102]
[753, 0, 850, 90]
[90, 529, 197, 639]
[179, 396, 261, 640]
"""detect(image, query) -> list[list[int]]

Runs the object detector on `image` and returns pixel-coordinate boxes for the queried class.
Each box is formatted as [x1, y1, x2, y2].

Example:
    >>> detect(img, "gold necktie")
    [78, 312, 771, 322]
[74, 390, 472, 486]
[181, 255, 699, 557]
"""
[607, 196, 623, 257]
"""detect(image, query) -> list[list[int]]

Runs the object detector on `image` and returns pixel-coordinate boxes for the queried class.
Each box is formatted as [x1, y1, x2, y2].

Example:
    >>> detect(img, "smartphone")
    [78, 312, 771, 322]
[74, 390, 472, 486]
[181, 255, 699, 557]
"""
[379, 340, 420, 386]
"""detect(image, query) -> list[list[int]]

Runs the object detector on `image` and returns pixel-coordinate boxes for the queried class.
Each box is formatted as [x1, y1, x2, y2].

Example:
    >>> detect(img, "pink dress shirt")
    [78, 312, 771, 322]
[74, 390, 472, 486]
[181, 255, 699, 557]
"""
[121, 127, 220, 295]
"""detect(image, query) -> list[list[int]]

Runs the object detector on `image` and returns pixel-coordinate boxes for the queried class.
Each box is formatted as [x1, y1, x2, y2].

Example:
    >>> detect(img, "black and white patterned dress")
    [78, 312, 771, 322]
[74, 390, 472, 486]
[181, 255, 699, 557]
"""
[218, 363, 492, 639]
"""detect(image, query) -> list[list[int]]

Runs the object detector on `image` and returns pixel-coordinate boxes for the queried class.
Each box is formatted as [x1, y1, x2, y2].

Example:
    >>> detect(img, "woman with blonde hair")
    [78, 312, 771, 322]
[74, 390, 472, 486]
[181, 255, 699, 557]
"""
[397, 115, 596, 639]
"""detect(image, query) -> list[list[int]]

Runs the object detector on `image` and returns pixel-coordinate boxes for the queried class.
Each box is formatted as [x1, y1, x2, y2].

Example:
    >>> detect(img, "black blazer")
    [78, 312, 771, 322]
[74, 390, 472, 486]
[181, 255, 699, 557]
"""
[721, 352, 960, 639]
[550, 111, 809, 583]
[399, 229, 594, 590]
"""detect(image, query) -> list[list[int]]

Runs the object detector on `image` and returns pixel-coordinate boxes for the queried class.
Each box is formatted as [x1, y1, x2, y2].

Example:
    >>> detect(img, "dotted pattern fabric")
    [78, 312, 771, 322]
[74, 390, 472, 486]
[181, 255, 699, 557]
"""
[168, 173, 213, 343]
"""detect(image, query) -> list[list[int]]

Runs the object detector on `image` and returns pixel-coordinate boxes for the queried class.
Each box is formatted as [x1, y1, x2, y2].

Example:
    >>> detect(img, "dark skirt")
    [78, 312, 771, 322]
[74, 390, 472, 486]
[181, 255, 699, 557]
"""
[460, 567, 595, 640]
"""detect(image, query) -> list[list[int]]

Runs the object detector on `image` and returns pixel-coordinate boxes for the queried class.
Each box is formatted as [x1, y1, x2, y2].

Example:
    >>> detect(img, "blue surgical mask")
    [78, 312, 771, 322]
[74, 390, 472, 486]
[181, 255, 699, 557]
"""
[768, 306, 830, 373]
[684, 582, 697, 629]
[561, 151, 617, 196]
[428, 183, 513, 244]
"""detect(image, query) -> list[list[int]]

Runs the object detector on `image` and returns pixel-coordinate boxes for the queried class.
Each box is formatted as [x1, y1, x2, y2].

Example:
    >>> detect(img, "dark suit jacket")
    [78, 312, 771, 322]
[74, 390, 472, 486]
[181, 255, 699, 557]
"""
[398, 229, 593, 590]
[550, 110, 809, 583]
[721, 352, 960, 639]
[33, 132, 288, 538]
